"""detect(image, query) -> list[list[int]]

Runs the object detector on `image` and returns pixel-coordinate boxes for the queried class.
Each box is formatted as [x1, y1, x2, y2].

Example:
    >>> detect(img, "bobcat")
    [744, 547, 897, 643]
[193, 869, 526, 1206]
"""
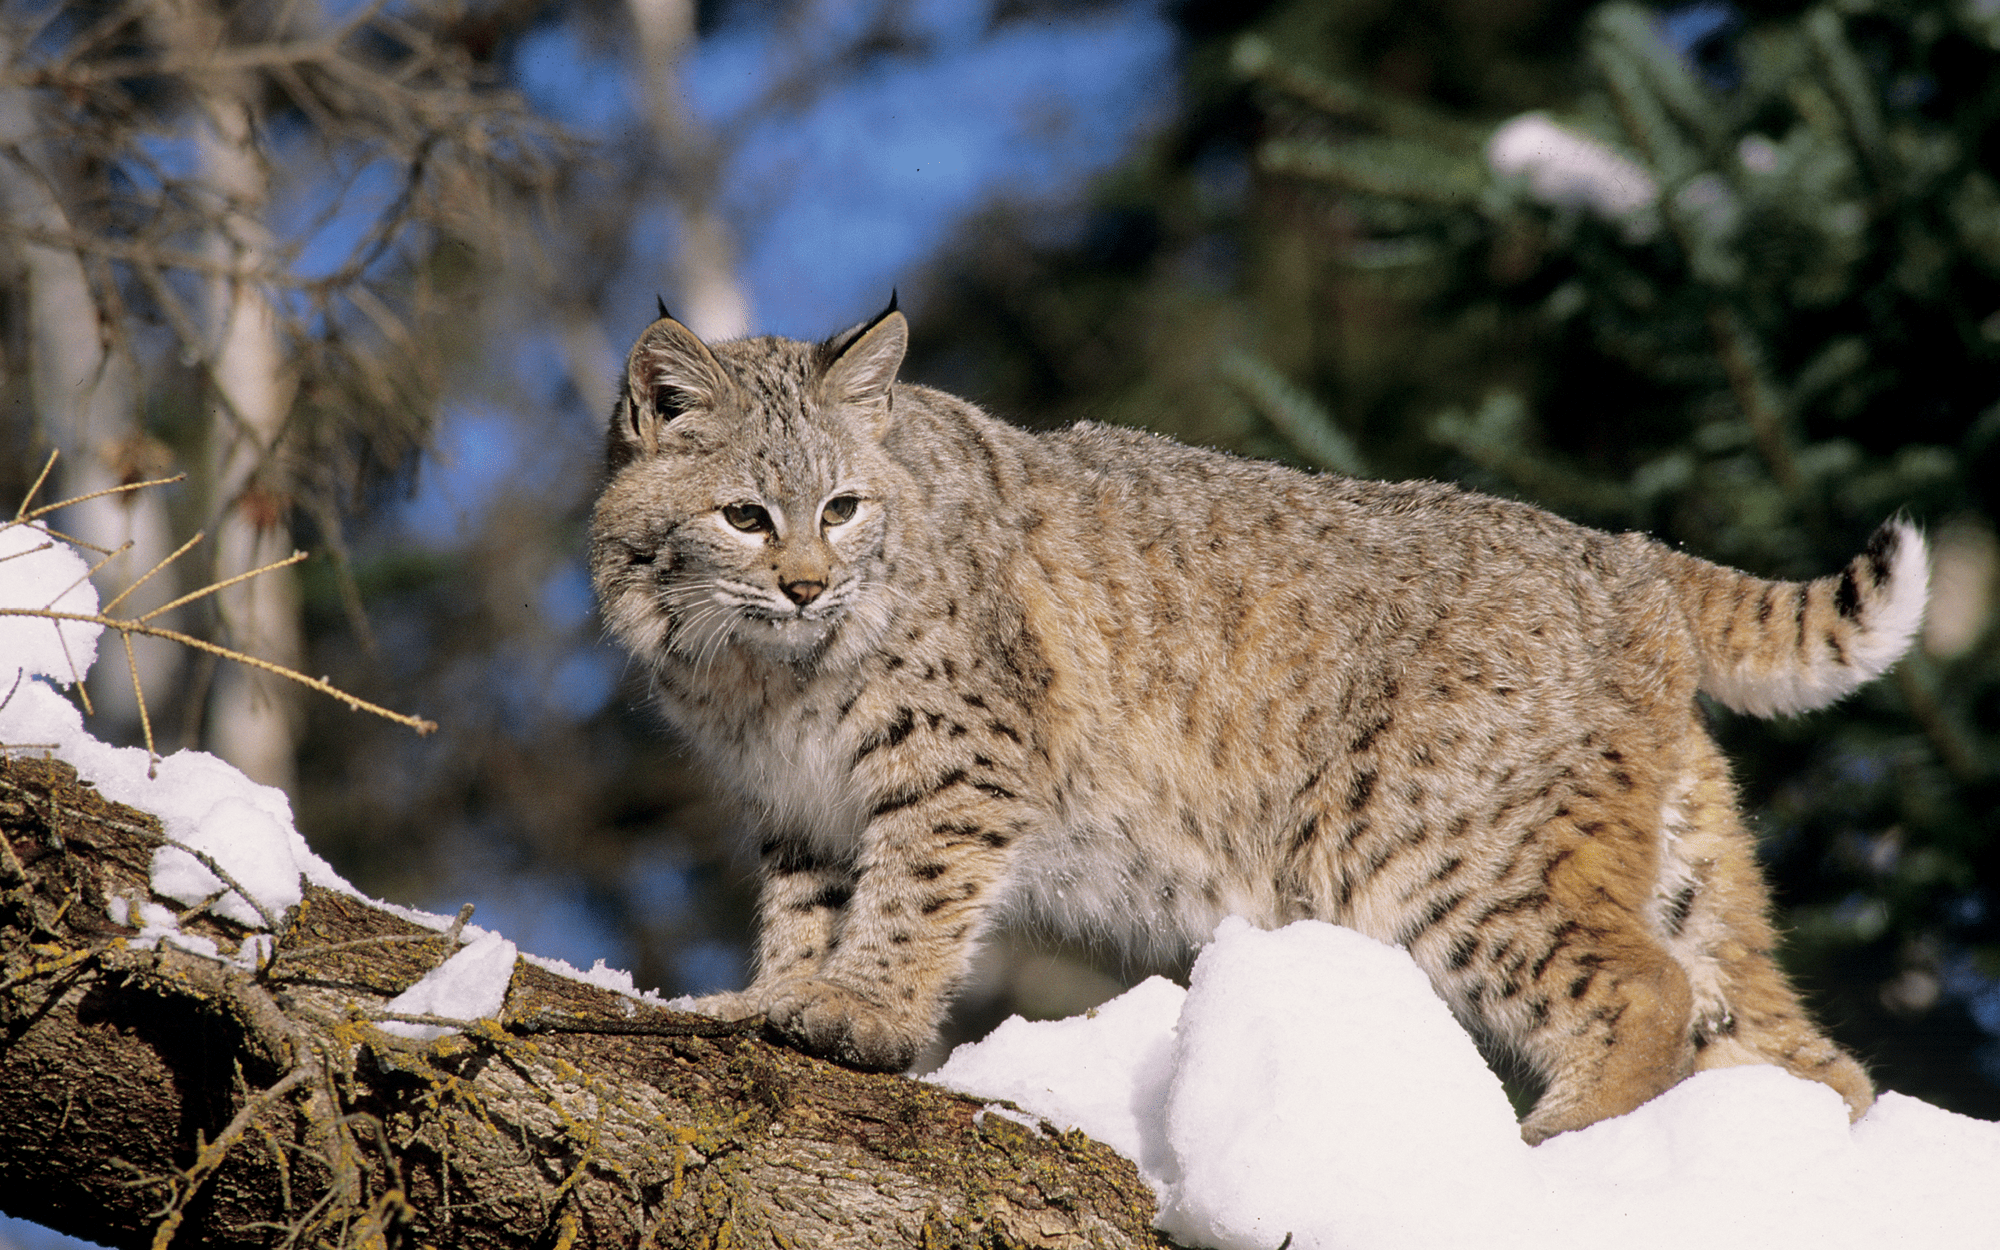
[589, 299, 1926, 1142]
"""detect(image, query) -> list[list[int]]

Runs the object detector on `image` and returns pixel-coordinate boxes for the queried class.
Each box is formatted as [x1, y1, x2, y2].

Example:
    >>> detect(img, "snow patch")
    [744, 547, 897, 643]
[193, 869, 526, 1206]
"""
[0, 526, 670, 1020]
[151, 795, 303, 927]
[971, 1104, 1047, 1137]
[931, 973, 1184, 1181]
[932, 918, 2000, 1250]
[0, 674, 349, 921]
[379, 931, 520, 1040]
[522, 952, 668, 1006]
[0, 520, 101, 689]
[1487, 112, 1659, 233]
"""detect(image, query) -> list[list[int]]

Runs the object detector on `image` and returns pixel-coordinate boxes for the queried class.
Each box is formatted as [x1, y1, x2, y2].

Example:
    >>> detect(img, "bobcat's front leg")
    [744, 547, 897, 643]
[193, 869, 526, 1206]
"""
[682, 837, 851, 1021]
[756, 772, 1028, 1072]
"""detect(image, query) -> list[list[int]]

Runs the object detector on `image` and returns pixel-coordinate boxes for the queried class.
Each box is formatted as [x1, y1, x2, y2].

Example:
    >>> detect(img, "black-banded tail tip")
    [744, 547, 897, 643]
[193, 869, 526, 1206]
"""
[1813, 518, 1929, 692]
[1814, 518, 1930, 687]
[1696, 517, 1928, 718]
[1872, 516, 1929, 638]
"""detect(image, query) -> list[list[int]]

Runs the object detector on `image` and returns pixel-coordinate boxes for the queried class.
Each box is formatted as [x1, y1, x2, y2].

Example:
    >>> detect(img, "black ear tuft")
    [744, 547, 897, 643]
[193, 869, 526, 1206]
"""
[855, 291, 901, 339]
[656, 295, 671, 321]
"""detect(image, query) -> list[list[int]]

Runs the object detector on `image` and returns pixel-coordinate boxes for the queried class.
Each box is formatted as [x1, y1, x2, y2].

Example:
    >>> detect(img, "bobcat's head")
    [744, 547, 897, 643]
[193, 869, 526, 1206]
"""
[589, 300, 907, 672]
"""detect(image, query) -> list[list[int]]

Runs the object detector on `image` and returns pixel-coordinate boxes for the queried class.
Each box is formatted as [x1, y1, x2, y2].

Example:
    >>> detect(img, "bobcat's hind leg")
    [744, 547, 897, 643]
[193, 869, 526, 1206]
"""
[1686, 951, 1875, 1120]
[1662, 741, 1875, 1120]
[1512, 927, 1698, 1144]
[1401, 784, 1706, 1141]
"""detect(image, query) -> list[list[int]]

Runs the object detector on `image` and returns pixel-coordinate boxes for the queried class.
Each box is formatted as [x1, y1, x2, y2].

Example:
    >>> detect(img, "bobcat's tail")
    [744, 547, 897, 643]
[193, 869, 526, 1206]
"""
[1672, 520, 1929, 717]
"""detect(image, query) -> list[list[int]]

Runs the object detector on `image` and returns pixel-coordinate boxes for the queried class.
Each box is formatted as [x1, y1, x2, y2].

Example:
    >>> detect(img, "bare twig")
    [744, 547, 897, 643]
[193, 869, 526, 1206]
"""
[16, 608, 436, 736]
[5, 482, 437, 768]
[443, 902, 474, 946]
[266, 930, 458, 968]
[369, 1010, 501, 1033]
[11, 451, 59, 523]
[120, 631, 157, 764]
[136, 549, 307, 626]
[10, 471, 189, 526]
[506, 1009, 765, 1040]
[15, 470, 188, 524]
[101, 529, 203, 616]
[5, 463, 439, 771]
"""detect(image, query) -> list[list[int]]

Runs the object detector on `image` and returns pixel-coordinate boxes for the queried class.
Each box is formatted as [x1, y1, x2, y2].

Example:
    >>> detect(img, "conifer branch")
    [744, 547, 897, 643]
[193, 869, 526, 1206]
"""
[1708, 306, 1805, 502]
[1230, 35, 1487, 152]
[1430, 397, 1633, 518]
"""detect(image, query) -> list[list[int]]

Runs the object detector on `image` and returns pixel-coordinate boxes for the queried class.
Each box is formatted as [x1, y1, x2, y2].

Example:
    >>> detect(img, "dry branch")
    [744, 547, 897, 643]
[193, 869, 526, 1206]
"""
[0, 756, 1160, 1249]
[2, 0, 573, 572]
[3, 464, 436, 777]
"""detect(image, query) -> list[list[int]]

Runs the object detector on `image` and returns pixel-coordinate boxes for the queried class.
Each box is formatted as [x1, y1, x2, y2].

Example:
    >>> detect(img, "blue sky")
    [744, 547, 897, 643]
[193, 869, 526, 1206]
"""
[397, 0, 1177, 542]
[272, 0, 1179, 354]
[518, 0, 1177, 336]
[690, 1, 1177, 334]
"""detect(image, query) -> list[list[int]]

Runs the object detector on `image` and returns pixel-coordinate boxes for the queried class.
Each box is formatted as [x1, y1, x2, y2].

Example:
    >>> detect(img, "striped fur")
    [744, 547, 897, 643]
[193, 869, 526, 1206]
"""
[590, 307, 1926, 1142]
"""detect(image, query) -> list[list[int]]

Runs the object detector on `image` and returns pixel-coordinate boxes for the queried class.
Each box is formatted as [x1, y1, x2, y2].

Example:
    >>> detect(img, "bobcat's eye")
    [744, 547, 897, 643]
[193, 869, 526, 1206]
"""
[722, 502, 773, 533]
[821, 495, 860, 527]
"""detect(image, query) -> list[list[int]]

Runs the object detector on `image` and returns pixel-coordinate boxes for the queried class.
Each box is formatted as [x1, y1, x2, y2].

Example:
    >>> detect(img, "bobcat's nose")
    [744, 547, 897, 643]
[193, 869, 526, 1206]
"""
[782, 579, 825, 606]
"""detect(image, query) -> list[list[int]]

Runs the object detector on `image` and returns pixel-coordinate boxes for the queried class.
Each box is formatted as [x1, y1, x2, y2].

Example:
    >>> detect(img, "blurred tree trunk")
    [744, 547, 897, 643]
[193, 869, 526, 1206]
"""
[0, 755, 1156, 1250]
[544, 0, 750, 450]
[629, 0, 751, 340]
[158, 0, 304, 791]
[6, 0, 572, 794]
[544, 0, 753, 431]
[0, 30, 183, 730]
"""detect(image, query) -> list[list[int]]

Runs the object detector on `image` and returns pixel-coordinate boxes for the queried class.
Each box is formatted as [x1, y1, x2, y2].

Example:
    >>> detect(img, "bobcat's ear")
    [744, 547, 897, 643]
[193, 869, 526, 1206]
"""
[819, 294, 907, 433]
[615, 315, 730, 462]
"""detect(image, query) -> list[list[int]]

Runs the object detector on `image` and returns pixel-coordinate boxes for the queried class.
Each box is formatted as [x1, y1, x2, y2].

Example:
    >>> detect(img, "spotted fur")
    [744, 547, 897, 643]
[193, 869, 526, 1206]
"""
[589, 305, 1925, 1142]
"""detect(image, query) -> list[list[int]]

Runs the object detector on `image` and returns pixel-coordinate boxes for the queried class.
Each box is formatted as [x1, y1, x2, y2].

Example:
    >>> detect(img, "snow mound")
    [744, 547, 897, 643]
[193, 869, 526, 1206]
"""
[931, 917, 2000, 1250]
[0, 674, 345, 943]
[931, 972, 1185, 1181]
[0, 524, 668, 1032]
[3, 519, 339, 938]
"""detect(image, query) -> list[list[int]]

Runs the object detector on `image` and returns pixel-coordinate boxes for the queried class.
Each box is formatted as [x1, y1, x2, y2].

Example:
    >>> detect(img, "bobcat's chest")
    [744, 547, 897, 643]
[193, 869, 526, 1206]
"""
[737, 708, 868, 850]
[656, 670, 871, 856]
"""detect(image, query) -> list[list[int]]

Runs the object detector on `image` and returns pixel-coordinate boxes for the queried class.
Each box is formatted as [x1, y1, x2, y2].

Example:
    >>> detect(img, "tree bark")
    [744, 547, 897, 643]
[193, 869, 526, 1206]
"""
[0, 755, 1160, 1249]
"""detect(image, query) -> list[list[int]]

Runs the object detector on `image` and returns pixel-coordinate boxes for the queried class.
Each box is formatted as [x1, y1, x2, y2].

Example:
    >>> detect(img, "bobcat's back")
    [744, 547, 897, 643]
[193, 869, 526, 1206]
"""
[589, 304, 1926, 1142]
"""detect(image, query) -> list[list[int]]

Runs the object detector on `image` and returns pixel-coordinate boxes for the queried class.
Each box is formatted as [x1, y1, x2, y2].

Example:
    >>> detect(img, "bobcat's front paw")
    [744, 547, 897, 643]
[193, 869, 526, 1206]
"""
[757, 978, 928, 1073]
